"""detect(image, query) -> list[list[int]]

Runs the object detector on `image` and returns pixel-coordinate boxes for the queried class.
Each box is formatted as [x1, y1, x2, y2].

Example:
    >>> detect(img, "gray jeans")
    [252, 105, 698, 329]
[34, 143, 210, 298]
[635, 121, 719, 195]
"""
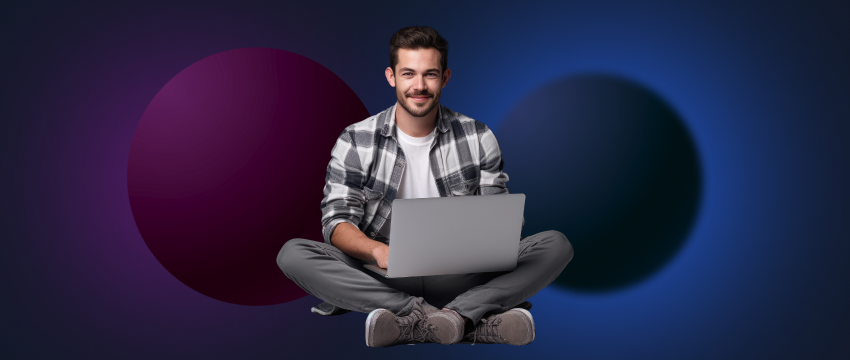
[277, 230, 573, 324]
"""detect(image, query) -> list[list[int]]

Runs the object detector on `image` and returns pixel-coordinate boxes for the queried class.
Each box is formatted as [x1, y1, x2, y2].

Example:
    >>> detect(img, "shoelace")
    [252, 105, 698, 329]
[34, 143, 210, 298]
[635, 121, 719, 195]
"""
[394, 309, 441, 344]
[470, 315, 503, 345]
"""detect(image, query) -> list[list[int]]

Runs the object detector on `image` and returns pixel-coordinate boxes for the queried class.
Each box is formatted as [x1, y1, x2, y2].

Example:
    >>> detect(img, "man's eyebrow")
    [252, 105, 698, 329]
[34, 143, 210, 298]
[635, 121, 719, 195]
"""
[398, 67, 442, 73]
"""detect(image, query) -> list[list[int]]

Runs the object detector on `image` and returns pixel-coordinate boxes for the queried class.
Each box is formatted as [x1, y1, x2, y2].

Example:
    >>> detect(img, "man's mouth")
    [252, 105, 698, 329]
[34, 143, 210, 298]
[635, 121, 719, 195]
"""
[408, 94, 432, 102]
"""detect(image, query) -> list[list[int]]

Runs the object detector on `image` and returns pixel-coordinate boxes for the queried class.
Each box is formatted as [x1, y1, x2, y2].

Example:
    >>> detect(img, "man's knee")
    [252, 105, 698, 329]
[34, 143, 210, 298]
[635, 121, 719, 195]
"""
[542, 230, 574, 265]
[277, 238, 311, 276]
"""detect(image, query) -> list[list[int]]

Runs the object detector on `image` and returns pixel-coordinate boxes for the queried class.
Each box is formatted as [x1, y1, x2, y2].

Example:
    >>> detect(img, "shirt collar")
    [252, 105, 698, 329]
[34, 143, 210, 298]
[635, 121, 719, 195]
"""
[380, 103, 451, 138]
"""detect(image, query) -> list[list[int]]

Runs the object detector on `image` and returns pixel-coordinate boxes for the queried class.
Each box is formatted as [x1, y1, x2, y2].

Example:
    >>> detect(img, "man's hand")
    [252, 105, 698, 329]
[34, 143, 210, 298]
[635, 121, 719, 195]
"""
[330, 222, 391, 267]
[371, 243, 390, 269]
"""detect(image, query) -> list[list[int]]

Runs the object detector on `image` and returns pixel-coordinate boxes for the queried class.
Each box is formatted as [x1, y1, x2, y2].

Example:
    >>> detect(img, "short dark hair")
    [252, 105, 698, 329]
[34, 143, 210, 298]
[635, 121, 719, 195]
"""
[389, 26, 448, 73]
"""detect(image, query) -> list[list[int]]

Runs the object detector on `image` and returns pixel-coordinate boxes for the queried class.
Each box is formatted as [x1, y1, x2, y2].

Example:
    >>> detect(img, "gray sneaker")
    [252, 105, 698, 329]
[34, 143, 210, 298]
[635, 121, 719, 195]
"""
[365, 306, 464, 347]
[310, 302, 350, 316]
[463, 308, 535, 345]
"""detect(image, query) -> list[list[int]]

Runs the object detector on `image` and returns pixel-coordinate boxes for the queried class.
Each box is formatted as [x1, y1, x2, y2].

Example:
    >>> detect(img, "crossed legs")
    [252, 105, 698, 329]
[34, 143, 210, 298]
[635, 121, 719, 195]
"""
[277, 230, 573, 324]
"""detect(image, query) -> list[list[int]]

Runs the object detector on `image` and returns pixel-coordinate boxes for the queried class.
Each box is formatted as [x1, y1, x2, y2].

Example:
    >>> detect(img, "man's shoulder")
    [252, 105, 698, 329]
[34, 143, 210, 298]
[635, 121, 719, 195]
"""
[343, 106, 393, 133]
[440, 105, 491, 136]
[335, 106, 394, 148]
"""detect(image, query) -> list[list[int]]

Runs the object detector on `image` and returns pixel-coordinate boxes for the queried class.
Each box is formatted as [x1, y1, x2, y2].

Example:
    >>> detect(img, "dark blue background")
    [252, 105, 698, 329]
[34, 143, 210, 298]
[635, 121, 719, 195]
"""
[2, 0, 848, 358]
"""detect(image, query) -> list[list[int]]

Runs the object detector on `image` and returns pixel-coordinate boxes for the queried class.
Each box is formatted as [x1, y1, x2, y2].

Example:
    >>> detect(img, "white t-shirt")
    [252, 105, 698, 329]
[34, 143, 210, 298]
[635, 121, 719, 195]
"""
[377, 126, 441, 238]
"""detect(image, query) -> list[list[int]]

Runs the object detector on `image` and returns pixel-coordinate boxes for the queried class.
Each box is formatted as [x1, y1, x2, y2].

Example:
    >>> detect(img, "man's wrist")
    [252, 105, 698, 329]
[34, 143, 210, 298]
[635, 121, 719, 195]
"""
[369, 243, 386, 260]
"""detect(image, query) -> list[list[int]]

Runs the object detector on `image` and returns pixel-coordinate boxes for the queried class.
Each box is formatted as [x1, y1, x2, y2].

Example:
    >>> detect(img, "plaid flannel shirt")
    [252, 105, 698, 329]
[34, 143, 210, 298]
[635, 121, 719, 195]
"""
[320, 103, 517, 244]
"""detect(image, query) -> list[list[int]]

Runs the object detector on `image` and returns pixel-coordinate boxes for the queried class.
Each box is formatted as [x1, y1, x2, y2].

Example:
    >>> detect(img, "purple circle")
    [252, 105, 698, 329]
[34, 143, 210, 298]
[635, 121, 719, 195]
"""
[128, 48, 369, 305]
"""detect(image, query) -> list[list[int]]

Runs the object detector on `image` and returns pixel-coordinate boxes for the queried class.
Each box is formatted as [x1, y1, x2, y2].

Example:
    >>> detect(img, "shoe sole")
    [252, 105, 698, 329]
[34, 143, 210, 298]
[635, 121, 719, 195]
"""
[365, 309, 389, 347]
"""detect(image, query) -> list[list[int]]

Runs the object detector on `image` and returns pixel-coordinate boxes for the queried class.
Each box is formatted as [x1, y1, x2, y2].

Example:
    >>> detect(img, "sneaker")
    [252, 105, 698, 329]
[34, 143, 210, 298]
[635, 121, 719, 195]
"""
[424, 309, 465, 344]
[365, 305, 464, 347]
[463, 308, 535, 345]
[310, 302, 351, 316]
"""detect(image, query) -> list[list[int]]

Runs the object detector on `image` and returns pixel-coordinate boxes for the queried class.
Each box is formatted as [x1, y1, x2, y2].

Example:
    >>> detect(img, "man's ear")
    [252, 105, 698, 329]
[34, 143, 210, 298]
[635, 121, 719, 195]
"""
[385, 67, 396, 87]
[441, 68, 452, 89]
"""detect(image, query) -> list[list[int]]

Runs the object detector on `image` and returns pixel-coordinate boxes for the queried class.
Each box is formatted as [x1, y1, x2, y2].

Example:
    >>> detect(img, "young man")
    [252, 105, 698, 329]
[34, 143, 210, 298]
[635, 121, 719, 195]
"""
[277, 26, 573, 347]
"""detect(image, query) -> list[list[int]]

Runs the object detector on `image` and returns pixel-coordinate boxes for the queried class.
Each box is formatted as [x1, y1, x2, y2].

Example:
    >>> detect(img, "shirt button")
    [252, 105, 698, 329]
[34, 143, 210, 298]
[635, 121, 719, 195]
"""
[370, 231, 376, 237]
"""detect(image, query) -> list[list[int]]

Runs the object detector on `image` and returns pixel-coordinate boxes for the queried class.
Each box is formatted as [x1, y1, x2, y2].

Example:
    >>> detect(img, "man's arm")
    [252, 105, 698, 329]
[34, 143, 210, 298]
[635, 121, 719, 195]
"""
[477, 122, 524, 228]
[476, 122, 510, 195]
[320, 129, 390, 267]
[331, 223, 389, 268]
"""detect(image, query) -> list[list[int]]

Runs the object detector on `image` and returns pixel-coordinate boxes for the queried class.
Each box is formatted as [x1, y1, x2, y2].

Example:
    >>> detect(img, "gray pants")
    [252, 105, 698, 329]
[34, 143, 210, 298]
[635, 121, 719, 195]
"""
[277, 230, 573, 324]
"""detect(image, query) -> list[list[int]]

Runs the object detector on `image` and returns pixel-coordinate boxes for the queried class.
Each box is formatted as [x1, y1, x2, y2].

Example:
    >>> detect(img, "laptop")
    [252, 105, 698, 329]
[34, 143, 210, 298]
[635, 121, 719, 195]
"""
[363, 193, 525, 278]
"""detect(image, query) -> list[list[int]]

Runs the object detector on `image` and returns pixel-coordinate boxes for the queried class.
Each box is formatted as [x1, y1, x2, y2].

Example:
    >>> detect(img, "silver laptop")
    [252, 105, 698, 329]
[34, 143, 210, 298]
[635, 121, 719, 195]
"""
[363, 193, 525, 278]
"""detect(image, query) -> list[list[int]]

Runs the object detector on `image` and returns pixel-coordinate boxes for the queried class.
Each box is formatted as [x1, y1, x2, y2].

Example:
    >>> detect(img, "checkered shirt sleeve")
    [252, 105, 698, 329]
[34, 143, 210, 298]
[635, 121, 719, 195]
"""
[320, 129, 366, 244]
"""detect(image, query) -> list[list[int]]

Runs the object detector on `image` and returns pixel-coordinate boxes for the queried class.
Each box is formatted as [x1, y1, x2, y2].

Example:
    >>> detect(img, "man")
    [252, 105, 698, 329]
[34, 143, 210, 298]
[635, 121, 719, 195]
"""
[277, 26, 573, 347]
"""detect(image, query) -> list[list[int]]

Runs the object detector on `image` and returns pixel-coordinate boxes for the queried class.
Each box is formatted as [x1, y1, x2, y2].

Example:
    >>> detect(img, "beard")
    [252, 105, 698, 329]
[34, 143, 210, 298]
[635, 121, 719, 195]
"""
[396, 88, 441, 118]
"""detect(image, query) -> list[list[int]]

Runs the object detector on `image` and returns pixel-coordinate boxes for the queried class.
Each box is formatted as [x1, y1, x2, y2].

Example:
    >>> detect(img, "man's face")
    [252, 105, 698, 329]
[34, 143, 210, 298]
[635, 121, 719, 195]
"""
[386, 47, 451, 118]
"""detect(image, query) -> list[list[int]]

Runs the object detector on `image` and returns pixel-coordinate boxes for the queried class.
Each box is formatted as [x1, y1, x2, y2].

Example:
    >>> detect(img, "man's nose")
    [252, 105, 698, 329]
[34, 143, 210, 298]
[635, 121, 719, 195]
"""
[413, 75, 427, 91]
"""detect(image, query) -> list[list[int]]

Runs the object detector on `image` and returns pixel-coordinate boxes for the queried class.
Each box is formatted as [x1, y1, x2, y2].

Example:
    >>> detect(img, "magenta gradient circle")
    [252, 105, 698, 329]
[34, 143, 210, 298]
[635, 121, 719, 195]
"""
[128, 48, 369, 305]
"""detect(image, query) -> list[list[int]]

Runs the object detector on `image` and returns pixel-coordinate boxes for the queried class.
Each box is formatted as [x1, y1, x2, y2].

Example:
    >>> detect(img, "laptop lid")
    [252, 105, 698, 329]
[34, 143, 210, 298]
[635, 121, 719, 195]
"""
[378, 193, 525, 278]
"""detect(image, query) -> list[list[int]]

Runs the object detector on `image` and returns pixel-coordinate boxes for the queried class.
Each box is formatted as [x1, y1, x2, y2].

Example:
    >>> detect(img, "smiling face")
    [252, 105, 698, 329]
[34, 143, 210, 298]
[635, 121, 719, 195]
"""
[385, 47, 451, 118]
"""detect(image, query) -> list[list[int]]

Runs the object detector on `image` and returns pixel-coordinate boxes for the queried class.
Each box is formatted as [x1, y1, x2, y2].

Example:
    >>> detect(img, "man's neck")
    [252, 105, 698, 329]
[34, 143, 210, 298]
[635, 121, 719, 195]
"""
[395, 102, 438, 138]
